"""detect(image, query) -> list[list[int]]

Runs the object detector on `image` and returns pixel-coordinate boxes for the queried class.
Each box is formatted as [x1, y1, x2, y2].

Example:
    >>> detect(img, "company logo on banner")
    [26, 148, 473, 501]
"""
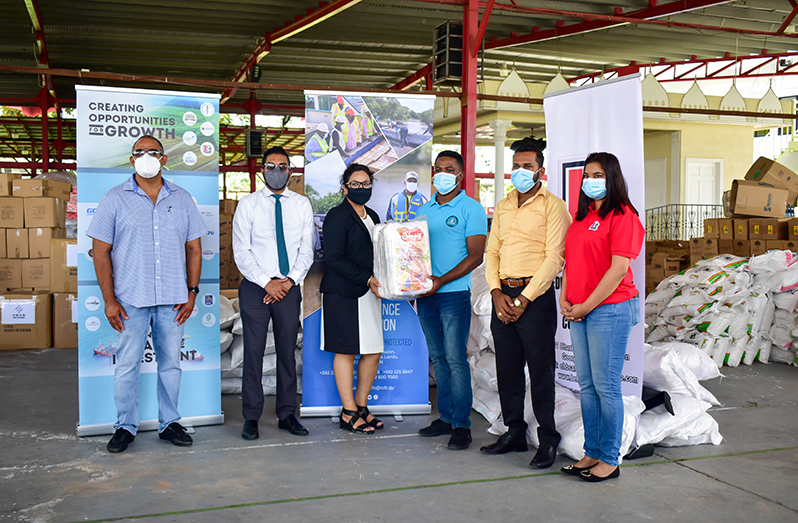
[544, 75, 645, 398]
[76, 85, 223, 436]
[301, 90, 435, 416]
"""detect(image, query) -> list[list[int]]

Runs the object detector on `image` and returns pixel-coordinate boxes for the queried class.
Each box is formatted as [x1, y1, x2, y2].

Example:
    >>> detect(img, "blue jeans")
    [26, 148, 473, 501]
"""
[570, 296, 639, 466]
[114, 300, 185, 434]
[417, 290, 472, 429]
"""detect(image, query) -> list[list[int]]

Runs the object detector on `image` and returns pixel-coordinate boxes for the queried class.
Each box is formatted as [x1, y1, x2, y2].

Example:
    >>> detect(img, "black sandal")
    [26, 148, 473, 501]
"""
[357, 405, 384, 430]
[340, 408, 374, 434]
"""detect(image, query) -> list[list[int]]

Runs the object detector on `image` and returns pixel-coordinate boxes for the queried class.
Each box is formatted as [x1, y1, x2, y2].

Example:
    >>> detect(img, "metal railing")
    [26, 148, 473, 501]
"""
[645, 204, 725, 241]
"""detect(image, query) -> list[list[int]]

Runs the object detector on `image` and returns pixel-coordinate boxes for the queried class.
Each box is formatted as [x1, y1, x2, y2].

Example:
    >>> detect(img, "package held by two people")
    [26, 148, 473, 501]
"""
[373, 217, 433, 299]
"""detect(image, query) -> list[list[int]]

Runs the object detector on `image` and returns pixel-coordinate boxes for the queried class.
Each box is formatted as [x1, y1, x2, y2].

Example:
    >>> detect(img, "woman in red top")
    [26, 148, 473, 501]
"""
[559, 152, 644, 482]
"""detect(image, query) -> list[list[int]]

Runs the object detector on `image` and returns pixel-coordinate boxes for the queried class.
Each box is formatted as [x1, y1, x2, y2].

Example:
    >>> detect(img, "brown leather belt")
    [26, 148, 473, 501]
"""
[501, 277, 532, 288]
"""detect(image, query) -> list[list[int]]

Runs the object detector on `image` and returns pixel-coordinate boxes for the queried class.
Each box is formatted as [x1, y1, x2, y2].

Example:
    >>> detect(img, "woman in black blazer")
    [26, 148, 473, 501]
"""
[320, 163, 384, 434]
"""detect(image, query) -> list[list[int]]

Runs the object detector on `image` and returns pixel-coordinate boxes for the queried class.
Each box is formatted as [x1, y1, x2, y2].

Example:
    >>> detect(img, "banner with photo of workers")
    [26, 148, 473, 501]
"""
[75, 85, 223, 436]
[301, 90, 435, 416]
[543, 75, 645, 398]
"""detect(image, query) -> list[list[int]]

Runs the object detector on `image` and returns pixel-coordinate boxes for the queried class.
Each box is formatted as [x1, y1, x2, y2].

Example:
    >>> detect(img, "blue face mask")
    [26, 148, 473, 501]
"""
[433, 172, 460, 195]
[511, 167, 540, 194]
[582, 178, 607, 199]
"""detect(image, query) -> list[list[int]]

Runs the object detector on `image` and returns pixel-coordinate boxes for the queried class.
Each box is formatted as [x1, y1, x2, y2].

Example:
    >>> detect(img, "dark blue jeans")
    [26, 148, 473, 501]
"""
[417, 290, 472, 429]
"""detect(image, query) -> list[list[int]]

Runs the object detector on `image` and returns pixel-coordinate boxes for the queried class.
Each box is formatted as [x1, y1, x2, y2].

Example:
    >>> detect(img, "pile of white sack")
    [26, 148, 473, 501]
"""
[646, 251, 798, 368]
[465, 264, 723, 461]
[219, 295, 303, 395]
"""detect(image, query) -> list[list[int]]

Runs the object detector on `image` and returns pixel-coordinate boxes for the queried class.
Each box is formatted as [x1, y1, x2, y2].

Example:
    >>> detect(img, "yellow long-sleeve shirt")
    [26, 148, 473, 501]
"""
[485, 187, 572, 302]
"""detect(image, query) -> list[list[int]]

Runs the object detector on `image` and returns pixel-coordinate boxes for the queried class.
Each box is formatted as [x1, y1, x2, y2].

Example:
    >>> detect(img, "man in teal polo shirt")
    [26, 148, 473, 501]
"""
[415, 150, 487, 450]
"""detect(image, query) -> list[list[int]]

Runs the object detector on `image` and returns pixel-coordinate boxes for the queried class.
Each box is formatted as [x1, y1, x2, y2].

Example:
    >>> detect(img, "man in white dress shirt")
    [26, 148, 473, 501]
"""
[233, 146, 315, 440]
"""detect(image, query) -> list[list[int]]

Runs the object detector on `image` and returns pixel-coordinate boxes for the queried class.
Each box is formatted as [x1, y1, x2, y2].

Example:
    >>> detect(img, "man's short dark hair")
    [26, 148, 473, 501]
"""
[435, 150, 464, 169]
[510, 137, 545, 167]
[262, 146, 290, 166]
[132, 135, 164, 154]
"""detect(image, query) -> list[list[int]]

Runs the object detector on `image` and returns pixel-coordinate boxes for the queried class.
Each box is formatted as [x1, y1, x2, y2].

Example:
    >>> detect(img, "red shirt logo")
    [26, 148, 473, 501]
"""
[588, 220, 600, 231]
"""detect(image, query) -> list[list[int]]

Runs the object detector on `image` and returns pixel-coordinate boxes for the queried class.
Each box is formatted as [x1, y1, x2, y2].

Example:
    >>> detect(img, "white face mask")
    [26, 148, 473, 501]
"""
[406, 182, 418, 193]
[134, 154, 162, 178]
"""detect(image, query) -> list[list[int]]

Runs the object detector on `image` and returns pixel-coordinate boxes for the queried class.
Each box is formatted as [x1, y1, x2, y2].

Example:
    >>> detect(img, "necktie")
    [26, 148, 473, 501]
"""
[273, 194, 290, 276]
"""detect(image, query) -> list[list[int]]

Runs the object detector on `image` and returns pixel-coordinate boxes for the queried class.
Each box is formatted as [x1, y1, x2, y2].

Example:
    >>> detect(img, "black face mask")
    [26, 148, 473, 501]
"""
[347, 187, 372, 205]
[263, 167, 289, 191]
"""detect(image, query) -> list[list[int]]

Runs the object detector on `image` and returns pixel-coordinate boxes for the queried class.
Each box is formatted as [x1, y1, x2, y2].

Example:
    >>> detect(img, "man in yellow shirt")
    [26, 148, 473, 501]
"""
[480, 137, 572, 469]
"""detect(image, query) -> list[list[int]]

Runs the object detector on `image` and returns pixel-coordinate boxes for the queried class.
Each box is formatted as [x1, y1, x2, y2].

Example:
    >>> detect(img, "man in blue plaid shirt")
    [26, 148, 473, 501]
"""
[87, 135, 207, 454]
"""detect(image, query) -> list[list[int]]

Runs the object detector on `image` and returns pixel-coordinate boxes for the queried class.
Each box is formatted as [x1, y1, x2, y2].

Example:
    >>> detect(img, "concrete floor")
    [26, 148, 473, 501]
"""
[1, 349, 797, 523]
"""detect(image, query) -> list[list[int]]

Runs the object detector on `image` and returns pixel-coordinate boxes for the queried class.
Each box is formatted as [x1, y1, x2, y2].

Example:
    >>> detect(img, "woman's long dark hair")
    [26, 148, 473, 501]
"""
[575, 152, 638, 222]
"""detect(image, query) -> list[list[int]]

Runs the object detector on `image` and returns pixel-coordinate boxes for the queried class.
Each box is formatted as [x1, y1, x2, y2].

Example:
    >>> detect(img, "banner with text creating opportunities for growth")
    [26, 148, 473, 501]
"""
[76, 85, 223, 436]
[543, 75, 645, 398]
[301, 90, 434, 416]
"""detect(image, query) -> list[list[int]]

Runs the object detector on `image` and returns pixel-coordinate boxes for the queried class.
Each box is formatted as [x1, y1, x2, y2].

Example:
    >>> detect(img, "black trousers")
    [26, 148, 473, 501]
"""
[491, 284, 561, 448]
[239, 278, 301, 421]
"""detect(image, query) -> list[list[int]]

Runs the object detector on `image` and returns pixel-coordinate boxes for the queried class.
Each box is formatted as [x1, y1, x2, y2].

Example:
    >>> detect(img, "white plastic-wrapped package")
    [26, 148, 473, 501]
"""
[725, 335, 750, 368]
[769, 324, 793, 349]
[669, 266, 730, 286]
[470, 263, 492, 316]
[747, 250, 798, 274]
[753, 267, 798, 293]
[709, 335, 731, 367]
[473, 385, 502, 424]
[774, 309, 798, 329]
[643, 344, 720, 405]
[372, 217, 433, 299]
[702, 254, 748, 270]
[769, 346, 797, 365]
[649, 341, 721, 381]
[219, 296, 239, 329]
[470, 352, 498, 392]
[773, 289, 798, 311]
[221, 330, 233, 353]
[467, 314, 492, 357]
[759, 343, 773, 363]
[635, 394, 712, 446]
[657, 411, 723, 447]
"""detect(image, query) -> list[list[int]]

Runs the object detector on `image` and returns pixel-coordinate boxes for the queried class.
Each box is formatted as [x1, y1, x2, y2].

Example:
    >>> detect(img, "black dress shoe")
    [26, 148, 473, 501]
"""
[278, 413, 309, 436]
[529, 443, 557, 469]
[241, 420, 259, 440]
[159, 423, 193, 447]
[480, 432, 528, 455]
[561, 463, 595, 477]
[418, 418, 453, 437]
[107, 428, 135, 453]
[579, 466, 620, 482]
[447, 428, 472, 450]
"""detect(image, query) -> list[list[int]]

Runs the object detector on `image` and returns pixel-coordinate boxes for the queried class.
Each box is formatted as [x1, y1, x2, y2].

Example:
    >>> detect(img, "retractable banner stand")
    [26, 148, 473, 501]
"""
[543, 74, 645, 398]
[75, 85, 223, 436]
[301, 90, 434, 416]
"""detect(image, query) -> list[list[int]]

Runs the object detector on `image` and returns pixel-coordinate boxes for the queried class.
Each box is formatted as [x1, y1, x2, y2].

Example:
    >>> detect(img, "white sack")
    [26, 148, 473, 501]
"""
[649, 341, 721, 381]
[769, 346, 796, 365]
[473, 386, 502, 424]
[657, 411, 723, 447]
[773, 289, 798, 311]
[219, 296, 239, 329]
[643, 344, 720, 405]
[635, 394, 712, 446]
[470, 352, 498, 392]
[230, 335, 244, 369]
[470, 263, 492, 316]
[747, 250, 798, 274]
[221, 330, 233, 353]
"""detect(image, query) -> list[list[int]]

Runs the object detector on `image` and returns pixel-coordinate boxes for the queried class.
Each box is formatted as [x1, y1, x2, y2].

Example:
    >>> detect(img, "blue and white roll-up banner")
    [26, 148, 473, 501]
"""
[301, 90, 434, 416]
[76, 85, 223, 436]
[543, 75, 645, 398]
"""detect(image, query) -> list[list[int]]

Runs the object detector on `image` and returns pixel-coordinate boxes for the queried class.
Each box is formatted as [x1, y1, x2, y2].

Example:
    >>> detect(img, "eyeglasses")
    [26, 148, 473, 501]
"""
[433, 166, 461, 174]
[346, 181, 372, 189]
[265, 163, 290, 171]
[132, 149, 163, 159]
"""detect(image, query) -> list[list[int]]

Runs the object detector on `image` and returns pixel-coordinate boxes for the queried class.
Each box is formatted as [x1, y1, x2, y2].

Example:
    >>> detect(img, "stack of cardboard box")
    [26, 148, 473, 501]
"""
[0, 174, 77, 349]
[646, 240, 690, 295]
[219, 199, 242, 290]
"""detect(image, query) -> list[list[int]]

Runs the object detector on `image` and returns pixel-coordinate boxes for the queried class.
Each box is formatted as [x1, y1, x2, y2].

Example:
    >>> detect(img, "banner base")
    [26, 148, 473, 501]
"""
[76, 413, 225, 437]
[300, 403, 431, 418]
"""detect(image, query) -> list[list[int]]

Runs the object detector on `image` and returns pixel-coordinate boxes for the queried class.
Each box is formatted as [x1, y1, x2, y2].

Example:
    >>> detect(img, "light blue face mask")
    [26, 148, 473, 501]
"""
[582, 178, 607, 199]
[433, 172, 460, 195]
[511, 167, 540, 194]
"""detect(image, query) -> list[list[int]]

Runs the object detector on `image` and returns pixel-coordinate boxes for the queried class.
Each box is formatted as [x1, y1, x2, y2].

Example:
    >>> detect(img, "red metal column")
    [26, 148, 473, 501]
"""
[460, 0, 479, 198]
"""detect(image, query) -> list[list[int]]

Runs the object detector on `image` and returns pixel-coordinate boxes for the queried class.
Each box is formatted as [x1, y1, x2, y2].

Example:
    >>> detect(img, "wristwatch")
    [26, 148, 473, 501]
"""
[286, 277, 297, 286]
[513, 298, 527, 310]
[188, 286, 200, 295]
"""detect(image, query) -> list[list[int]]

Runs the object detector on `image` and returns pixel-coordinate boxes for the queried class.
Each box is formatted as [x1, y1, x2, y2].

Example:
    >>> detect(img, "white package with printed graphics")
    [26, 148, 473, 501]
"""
[372, 217, 433, 299]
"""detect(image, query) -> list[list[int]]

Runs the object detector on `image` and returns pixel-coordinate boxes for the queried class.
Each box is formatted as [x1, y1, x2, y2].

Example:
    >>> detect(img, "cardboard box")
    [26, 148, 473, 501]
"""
[6, 229, 28, 258]
[717, 239, 734, 254]
[703, 218, 719, 239]
[761, 218, 788, 240]
[647, 267, 666, 286]
[786, 218, 798, 241]
[0, 259, 22, 290]
[750, 239, 767, 256]
[729, 179, 789, 218]
[785, 240, 798, 251]
[766, 240, 787, 251]
[227, 266, 241, 289]
[702, 238, 719, 257]
[718, 218, 734, 239]
[749, 218, 763, 239]
[52, 293, 78, 349]
[649, 252, 670, 270]
[24, 197, 66, 228]
[22, 258, 49, 290]
[0, 233, 5, 258]
[0, 174, 22, 196]
[745, 156, 798, 204]
[733, 239, 751, 257]
[12, 179, 72, 201]
[733, 219, 749, 239]
[220, 200, 237, 215]
[220, 289, 238, 300]
[0, 197, 25, 228]
[0, 293, 52, 349]
[50, 238, 77, 292]
[28, 227, 65, 258]
[664, 258, 682, 277]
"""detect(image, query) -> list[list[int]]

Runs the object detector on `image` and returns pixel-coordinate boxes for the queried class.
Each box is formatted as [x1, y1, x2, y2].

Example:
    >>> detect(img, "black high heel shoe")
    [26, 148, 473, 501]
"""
[340, 408, 375, 434]
[357, 405, 384, 430]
